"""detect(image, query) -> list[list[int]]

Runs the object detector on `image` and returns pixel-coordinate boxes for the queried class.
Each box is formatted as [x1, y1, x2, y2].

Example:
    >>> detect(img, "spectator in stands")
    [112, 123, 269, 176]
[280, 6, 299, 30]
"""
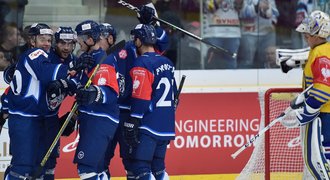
[0, 0, 10, 26]
[18, 24, 31, 54]
[4, 0, 28, 30]
[237, 0, 279, 69]
[0, 22, 22, 65]
[178, 21, 201, 69]
[264, 45, 278, 68]
[275, 0, 299, 48]
[203, 0, 243, 69]
[156, 0, 183, 68]
[0, 50, 9, 71]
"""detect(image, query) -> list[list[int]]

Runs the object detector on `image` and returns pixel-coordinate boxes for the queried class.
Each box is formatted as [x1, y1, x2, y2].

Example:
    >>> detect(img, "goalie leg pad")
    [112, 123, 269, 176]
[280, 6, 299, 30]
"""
[320, 113, 330, 160]
[301, 117, 330, 180]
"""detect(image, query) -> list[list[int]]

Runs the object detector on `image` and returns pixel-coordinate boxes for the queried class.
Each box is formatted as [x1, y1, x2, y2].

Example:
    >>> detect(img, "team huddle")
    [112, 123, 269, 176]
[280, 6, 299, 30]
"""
[0, 4, 177, 180]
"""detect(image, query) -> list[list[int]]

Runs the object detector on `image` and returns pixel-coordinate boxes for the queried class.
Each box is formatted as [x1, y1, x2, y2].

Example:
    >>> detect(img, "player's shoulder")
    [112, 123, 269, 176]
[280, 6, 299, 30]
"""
[103, 54, 117, 65]
[26, 48, 48, 60]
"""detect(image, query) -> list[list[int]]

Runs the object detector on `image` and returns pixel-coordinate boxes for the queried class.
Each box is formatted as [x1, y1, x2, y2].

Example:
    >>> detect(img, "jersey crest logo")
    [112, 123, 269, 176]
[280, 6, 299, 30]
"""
[319, 57, 330, 83]
[133, 78, 140, 93]
[321, 67, 330, 82]
[119, 49, 127, 59]
[28, 49, 48, 60]
[98, 77, 107, 85]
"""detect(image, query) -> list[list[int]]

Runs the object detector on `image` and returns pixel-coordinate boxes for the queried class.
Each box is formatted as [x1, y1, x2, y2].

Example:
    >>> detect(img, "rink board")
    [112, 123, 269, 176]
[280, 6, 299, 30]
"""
[0, 70, 303, 178]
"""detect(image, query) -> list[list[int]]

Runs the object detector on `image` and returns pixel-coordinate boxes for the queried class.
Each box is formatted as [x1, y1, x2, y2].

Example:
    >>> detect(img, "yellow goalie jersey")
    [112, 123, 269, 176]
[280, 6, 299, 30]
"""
[304, 42, 330, 113]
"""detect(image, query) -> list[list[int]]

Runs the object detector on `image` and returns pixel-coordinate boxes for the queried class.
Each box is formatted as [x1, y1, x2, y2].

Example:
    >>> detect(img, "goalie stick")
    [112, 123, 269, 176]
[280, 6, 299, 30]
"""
[231, 85, 313, 159]
[31, 40, 126, 179]
[117, 0, 237, 58]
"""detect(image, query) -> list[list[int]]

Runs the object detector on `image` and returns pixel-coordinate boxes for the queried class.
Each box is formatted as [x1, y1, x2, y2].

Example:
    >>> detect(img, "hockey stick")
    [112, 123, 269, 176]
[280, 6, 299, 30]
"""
[174, 75, 186, 108]
[31, 40, 126, 179]
[117, 0, 236, 58]
[231, 85, 313, 159]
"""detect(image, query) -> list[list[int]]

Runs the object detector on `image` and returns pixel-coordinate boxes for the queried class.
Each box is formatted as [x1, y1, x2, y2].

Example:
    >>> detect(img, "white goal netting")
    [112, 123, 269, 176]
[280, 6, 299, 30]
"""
[236, 88, 304, 180]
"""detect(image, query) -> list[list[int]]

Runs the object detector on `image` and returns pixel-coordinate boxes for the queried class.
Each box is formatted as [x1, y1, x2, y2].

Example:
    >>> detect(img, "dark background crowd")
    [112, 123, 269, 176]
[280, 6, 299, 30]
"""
[0, 0, 328, 71]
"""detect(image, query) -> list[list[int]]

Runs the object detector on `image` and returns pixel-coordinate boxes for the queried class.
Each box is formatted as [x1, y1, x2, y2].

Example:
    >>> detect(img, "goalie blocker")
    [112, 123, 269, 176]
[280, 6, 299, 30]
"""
[276, 47, 310, 73]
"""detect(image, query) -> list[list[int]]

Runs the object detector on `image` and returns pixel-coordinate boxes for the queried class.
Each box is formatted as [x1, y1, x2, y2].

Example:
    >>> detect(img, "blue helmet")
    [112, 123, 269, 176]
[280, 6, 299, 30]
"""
[29, 23, 53, 36]
[54, 26, 76, 43]
[130, 24, 157, 45]
[99, 23, 117, 42]
[75, 20, 100, 42]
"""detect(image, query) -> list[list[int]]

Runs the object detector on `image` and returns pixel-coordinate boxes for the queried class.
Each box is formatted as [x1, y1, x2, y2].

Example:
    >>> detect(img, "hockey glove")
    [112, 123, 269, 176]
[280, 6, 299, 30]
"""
[3, 63, 16, 84]
[123, 117, 140, 147]
[75, 85, 103, 105]
[46, 79, 76, 111]
[280, 56, 295, 73]
[294, 99, 321, 125]
[137, 5, 156, 25]
[59, 111, 78, 137]
[69, 53, 95, 72]
[290, 92, 306, 109]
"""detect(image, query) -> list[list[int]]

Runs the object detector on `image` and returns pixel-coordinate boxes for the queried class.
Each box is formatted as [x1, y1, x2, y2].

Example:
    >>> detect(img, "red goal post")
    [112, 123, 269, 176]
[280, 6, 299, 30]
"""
[237, 87, 305, 180]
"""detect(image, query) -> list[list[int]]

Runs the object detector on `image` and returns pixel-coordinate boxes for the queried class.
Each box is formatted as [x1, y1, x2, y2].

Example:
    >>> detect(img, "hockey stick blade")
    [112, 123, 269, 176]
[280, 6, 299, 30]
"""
[117, 0, 236, 58]
[174, 75, 186, 108]
[231, 85, 313, 159]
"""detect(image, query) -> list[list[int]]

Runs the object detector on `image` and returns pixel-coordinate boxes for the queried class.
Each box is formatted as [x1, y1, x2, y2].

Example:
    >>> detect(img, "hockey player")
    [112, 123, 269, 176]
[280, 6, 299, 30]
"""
[283, 10, 330, 179]
[73, 20, 120, 179]
[123, 23, 176, 180]
[98, 23, 117, 54]
[100, 5, 170, 179]
[5, 23, 91, 179]
[42, 26, 79, 180]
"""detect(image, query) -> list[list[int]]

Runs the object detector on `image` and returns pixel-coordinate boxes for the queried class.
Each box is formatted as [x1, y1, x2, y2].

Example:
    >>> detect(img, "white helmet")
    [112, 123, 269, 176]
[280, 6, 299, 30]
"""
[296, 10, 330, 38]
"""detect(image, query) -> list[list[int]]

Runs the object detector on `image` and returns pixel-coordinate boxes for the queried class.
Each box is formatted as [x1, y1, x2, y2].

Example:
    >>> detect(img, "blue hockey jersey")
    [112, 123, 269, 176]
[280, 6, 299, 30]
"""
[130, 52, 176, 140]
[112, 27, 169, 110]
[77, 48, 120, 125]
[111, 41, 137, 110]
[45, 48, 77, 116]
[8, 48, 70, 116]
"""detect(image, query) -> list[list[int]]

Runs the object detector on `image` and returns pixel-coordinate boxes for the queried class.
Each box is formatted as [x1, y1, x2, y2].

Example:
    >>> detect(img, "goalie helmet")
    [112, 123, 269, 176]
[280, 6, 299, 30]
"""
[296, 10, 330, 38]
[28, 23, 53, 36]
[54, 26, 77, 43]
[99, 23, 117, 42]
[130, 24, 157, 45]
[75, 20, 100, 42]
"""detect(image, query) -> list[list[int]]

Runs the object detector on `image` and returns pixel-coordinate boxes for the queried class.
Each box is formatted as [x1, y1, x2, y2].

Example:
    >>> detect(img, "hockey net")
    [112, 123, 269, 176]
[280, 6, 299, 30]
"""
[236, 88, 305, 180]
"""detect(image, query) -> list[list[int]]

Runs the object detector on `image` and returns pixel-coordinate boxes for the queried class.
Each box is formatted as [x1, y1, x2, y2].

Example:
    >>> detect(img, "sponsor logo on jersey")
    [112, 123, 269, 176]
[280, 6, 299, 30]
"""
[28, 49, 48, 60]
[77, 151, 84, 159]
[119, 49, 127, 59]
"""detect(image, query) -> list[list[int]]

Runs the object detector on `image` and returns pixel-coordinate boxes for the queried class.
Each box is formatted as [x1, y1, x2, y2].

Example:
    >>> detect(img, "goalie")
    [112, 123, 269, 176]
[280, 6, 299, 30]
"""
[281, 10, 330, 179]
